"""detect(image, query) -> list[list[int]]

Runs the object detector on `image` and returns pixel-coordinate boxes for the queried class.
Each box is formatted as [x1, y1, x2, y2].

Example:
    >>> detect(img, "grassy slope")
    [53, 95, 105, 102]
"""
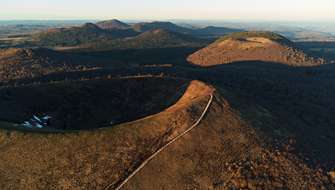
[0, 80, 213, 190]
[0, 77, 334, 189]
[123, 89, 333, 190]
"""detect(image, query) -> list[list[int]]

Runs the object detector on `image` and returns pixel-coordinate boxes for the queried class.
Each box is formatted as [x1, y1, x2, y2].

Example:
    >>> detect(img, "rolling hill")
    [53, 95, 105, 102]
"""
[80, 29, 206, 50]
[27, 20, 242, 48]
[131, 21, 242, 39]
[192, 26, 243, 38]
[32, 23, 137, 47]
[32, 23, 114, 46]
[188, 31, 325, 67]
[96, 19, 131, 30]
[132, 21, 193, 34]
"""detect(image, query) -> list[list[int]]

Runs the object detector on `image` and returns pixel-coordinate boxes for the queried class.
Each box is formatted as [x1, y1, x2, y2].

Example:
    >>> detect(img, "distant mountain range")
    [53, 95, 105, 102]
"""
[30, 19, 242, 48]
[24, 19, 335, 51]
[131, 21, 242, 38]
[2, 20, 335, 43]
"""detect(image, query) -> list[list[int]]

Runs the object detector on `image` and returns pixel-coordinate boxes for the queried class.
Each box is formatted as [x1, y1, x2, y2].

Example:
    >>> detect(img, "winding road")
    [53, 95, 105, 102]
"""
[105, 93, 214, 190]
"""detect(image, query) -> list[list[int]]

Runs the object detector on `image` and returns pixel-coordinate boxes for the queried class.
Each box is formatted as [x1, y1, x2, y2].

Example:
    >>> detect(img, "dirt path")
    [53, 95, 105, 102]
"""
[105, 93, 214, 190]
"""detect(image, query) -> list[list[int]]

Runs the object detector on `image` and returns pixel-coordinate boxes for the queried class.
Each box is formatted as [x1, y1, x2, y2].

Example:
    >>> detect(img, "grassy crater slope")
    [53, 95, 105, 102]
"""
[188, 31, 325, 67]
[0, 77, 188, 130]
[0, 80, 214, 190]
[0, 80, 333, 190]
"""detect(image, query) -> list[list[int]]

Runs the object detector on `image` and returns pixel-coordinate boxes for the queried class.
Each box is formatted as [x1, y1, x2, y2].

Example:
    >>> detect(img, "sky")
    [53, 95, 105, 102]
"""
[1, 0, 335, 21]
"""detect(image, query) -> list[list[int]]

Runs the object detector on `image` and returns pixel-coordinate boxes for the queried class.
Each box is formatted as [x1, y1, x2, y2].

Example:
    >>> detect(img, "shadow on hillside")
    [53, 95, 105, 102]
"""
[0, 78, 189, 131]
[203, 61, 335, 170]
[66, 47, 203, 67]
[0, 46, 205, 86]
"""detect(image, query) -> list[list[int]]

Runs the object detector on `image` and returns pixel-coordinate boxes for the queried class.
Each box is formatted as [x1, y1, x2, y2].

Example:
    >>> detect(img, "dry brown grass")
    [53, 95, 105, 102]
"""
[0, 80, 213, 190]
[0, 79, 334, 189]
[122, 90, 334, 190]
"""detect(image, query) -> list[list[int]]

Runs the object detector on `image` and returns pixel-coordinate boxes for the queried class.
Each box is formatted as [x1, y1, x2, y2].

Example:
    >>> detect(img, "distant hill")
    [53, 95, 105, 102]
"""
[131, 21, 242, 39]
[132, 21, 193, 34]
[29, 20, 242, 48]
[96, 19, 130, 30]
[81, 29, 206, 50]
[188, 31, 325, 67]
[32, 23, 114, 46]
[32, 23, 138, 47]
[278, 30, 335, 42]
[192, 26, 243, 38]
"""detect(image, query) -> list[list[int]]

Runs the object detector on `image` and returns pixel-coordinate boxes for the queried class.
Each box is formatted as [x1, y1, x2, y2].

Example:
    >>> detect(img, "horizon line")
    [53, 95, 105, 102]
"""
[0, 18, 334, 23]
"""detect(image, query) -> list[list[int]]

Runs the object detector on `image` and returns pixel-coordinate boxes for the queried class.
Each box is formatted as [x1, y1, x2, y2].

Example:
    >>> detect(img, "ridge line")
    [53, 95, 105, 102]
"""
[105, 93, 214, 190]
